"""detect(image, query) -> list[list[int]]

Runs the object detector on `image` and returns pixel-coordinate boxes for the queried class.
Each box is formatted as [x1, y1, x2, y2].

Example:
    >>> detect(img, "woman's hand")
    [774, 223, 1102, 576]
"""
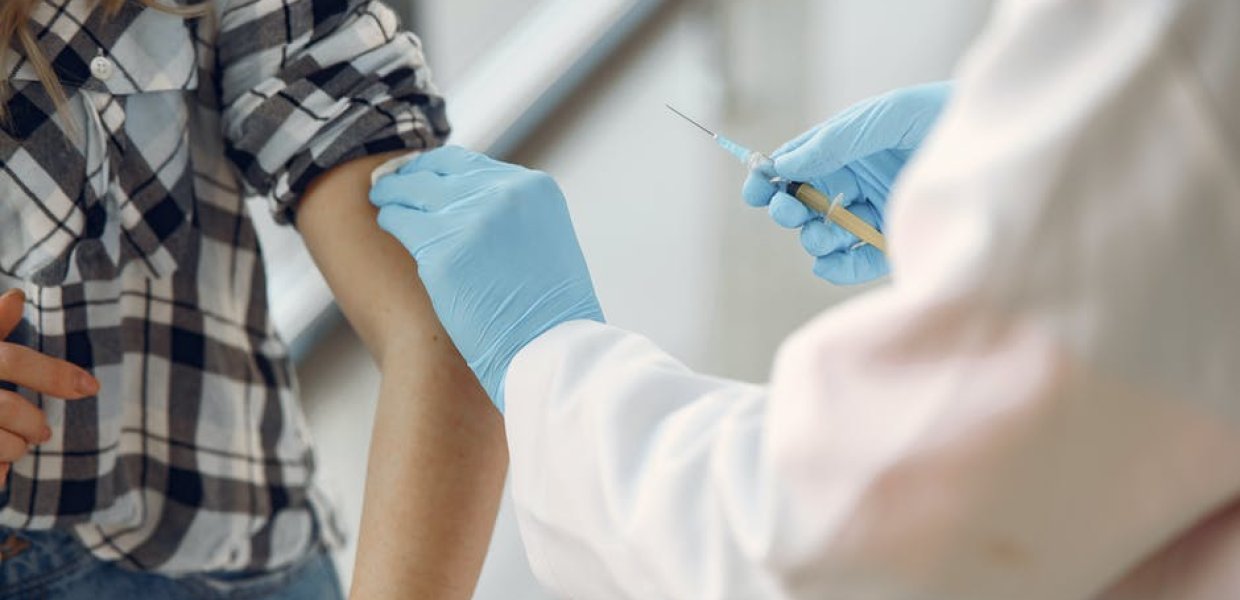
[0, 289, 100, 486]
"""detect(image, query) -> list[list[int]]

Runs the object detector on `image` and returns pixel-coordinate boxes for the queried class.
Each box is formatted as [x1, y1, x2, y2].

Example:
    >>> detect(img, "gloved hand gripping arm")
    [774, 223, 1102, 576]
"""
[370, 146, 604, 412]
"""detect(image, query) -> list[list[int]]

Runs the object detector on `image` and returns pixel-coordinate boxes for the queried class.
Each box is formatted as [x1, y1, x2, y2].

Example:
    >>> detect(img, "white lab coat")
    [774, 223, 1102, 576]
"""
[503, 0, 1240, 597]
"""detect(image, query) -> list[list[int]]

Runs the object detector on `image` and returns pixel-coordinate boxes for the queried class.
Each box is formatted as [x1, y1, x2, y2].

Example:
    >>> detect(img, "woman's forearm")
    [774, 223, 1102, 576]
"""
[296, 152, 507, 599]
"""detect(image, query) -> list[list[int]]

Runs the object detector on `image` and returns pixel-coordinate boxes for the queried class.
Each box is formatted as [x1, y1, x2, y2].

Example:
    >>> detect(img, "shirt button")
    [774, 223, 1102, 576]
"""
[90, 56, 114, 81]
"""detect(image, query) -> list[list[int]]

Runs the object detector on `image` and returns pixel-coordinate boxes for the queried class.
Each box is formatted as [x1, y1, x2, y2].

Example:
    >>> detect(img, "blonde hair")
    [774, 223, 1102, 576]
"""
[1, 0, 206, 121]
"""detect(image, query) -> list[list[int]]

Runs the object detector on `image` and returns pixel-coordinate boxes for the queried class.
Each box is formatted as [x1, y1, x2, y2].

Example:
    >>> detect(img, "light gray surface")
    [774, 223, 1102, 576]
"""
[413, 0, 546, 89]
[299, 1, 991, 597]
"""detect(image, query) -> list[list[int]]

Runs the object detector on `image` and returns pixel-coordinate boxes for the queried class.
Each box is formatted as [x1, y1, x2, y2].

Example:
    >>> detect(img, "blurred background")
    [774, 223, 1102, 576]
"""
[270, 0, 994, 597]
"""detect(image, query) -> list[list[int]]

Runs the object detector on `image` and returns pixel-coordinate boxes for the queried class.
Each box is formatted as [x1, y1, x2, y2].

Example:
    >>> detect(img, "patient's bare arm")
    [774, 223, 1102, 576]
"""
[297, 152, 507, 599]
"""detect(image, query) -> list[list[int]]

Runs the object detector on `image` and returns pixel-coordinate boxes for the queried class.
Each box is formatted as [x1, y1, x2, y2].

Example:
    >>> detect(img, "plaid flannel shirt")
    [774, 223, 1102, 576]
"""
[0, 0, 448, 574]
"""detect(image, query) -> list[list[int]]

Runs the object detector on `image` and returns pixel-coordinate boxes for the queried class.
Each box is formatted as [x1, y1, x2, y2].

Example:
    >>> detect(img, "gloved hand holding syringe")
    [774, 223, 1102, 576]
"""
[666, 105, 887, 253]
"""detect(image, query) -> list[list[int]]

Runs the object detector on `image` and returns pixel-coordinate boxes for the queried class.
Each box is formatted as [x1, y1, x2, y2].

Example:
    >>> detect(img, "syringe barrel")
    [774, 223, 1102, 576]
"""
[785, 182, 887, 253]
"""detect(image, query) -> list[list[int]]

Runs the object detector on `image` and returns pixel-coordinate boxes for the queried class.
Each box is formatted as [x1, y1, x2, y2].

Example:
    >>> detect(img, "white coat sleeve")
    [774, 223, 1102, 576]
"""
[504, 0, 1240, 598]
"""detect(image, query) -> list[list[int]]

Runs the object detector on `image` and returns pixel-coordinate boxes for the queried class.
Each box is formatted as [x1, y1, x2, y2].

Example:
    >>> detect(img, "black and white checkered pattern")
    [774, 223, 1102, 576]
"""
[0, 0, 448, 574]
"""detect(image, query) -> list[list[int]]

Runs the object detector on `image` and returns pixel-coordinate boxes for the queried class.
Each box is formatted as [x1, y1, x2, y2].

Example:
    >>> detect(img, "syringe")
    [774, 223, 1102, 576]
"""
[665, 105, 887, 254]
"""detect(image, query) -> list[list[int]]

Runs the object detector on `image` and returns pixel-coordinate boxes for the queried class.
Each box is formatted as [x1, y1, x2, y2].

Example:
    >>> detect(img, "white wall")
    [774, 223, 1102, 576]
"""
[412, 0, 546, 88]
[804, 0, 995, 115]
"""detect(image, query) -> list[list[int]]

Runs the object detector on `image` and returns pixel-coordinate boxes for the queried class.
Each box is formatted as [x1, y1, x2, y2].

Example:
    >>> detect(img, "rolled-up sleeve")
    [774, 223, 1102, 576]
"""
[215, 0, 449, 223]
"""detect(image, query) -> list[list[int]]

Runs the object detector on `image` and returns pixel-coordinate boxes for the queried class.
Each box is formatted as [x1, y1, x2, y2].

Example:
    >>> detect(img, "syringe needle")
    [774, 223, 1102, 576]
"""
[665, 104, 717, 138]
[663, 102, 889, 255]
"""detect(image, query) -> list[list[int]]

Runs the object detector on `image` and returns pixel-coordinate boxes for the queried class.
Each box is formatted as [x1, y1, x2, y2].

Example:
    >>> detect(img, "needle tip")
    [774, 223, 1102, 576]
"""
[665, 104, 716, 138]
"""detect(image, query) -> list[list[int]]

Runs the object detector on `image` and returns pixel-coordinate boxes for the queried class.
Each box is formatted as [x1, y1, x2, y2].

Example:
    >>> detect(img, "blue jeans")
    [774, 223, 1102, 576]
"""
[0, 527, 344, 599]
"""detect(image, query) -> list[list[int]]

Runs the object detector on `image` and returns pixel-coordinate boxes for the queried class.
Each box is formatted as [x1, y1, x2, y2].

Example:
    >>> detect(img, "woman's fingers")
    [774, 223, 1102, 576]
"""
[0, 429, 31, 463]
[0, 390, 51, 445]
[0, 289, 80, 494]
[0, 289, 100, 399]
[0, 343, 99, 399]
[0, 290, 26, 339]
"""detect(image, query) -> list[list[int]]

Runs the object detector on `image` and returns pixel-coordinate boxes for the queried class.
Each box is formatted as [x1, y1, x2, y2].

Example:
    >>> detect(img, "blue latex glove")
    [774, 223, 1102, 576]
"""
[370, 146, 604, 412]
[742, 81, 951, 285]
